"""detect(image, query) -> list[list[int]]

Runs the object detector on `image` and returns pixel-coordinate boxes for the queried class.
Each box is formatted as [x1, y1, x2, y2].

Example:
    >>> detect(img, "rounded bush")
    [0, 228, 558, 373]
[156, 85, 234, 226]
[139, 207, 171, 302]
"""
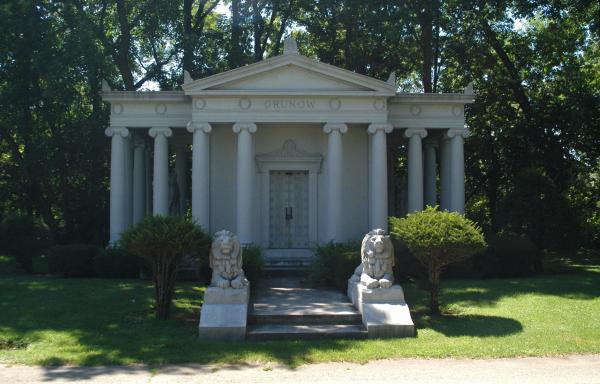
[488, 232, 537, 277]
[333, 251, 361, 292]
[93, 247, 140, 278]
[120, 216, 211, 320]
[48, 244, 100, 277]
[390, 206, 486, 313]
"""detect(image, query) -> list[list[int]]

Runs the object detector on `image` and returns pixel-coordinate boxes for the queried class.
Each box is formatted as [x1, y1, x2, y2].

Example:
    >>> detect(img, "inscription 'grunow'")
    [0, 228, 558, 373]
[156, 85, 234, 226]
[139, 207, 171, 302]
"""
[265, 99, 316, 110]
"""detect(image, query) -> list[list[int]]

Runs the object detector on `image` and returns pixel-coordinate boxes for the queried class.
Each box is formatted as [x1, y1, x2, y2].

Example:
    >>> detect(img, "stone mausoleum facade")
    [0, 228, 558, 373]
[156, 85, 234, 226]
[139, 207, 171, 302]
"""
[102, 38, 474, 266]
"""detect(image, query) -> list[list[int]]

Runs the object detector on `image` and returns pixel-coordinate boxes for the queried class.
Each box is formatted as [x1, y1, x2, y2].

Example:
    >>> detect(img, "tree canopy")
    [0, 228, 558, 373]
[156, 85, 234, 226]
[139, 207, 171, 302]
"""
[0, 0, 598, 249]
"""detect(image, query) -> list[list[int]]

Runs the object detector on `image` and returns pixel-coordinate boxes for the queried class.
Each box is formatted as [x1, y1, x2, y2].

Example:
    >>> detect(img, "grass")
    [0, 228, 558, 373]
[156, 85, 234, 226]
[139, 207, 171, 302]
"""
[0, 255, 599, 367]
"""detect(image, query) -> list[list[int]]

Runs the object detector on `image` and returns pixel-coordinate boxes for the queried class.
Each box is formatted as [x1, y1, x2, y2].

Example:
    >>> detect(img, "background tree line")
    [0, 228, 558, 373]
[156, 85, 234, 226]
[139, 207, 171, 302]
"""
[0, 0, 598, 254]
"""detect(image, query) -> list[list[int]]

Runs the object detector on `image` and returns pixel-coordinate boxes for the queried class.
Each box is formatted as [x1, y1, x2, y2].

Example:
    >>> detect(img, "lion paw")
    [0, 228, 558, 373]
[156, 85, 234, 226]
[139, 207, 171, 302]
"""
[379, 278, 392, 289]
[366, 279, 379, 289]
[216, 279, 230, 289]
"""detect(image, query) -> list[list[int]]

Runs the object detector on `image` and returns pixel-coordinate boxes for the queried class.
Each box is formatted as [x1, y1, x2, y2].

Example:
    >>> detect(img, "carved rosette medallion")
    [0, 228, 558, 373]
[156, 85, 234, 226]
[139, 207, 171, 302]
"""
[328, 97, 341, 111]
[239, 97, 252, 110]
[373, 98, 386, 111]
[409, 105, 422, 116]
[194, 98, 207, 111]
[111, 103, 124, 115]
[452, 105, 463, 117]
[155, 103, 167, 115]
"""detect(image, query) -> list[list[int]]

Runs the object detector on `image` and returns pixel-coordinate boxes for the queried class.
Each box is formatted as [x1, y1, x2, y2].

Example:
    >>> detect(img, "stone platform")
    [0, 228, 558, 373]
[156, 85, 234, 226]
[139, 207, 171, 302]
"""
[246, 277, 367, 340]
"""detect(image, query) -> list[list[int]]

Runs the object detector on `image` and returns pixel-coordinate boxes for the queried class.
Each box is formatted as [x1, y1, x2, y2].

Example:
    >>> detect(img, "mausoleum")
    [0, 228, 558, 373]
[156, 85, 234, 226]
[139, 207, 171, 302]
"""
[102, 38, 474, 267]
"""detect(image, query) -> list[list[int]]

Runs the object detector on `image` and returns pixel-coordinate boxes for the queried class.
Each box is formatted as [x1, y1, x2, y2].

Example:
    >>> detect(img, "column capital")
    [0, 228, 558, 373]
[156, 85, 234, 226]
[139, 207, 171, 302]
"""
[367, 123, 393, 134]
[232, 122, 257, 134]
[403, 128, 428, 139]
[149, 127, 173, 138]
[444, 128, 470, 139]
[187, 121, 212, 134]
[323, 123, 348, 134]
[105, 126, 129, 138]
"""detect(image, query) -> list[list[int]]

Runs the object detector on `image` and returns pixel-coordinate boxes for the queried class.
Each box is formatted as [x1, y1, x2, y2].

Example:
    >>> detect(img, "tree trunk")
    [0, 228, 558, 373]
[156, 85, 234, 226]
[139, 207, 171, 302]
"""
[419, 1, 434, 93]
[428, 263, 441, 314]
[229, 0, 245, 68]
[182, 0, 194, 76]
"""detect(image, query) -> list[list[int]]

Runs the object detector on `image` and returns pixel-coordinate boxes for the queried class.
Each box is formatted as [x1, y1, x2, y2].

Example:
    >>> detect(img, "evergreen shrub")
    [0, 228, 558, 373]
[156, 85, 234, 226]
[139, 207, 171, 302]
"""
[48, 244, 100, 277]
[93, 246, 140, 278]
[0, 214, 51, 273]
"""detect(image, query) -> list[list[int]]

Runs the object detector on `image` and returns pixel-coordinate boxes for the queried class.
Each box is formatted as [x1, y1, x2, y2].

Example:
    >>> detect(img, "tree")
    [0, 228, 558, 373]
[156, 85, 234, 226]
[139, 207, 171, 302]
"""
[120, 216, 211, 320]
[390, 207, 486, 314]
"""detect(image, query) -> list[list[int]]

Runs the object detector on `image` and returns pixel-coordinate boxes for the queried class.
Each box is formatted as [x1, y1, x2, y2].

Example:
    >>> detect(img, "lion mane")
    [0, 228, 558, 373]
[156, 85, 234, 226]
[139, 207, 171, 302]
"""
[209, 230, 249, 289]
[351, 228, 395, 289]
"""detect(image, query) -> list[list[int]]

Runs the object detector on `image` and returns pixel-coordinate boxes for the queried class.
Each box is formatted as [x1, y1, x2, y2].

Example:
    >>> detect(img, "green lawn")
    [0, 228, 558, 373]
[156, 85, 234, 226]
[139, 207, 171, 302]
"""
[0, 255, 599, 367]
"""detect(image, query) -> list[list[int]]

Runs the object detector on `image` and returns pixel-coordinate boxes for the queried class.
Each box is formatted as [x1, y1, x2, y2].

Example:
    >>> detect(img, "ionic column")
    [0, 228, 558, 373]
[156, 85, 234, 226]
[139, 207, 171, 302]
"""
[233, 122, 257, 244]
[368, 123, 393, 230]
[105, 126, 129, 243]
[323, 123, 347, 242]
[404, 128, 428, 213]
[123, 136, 133, 228]
[175, 147, 189, 216]
[187, 122, 212, 231]
[424, 140, 438, 208]
[446, 128, 469, 213]
[132, 138, 146, 225]
[149, 127, 173, 216]
[440, 137, 451, 210]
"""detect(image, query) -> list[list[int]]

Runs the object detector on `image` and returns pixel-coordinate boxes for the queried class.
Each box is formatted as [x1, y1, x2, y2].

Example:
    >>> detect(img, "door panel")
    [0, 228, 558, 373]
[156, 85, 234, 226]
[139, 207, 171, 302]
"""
[269, 171, 309, 248]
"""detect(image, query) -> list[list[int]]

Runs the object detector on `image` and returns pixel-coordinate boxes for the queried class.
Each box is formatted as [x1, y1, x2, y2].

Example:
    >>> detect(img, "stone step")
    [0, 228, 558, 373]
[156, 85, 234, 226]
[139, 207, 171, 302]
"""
[246, 324, 368, 341]
[248, 312, 362, 325]
[263, 258, 313, 271]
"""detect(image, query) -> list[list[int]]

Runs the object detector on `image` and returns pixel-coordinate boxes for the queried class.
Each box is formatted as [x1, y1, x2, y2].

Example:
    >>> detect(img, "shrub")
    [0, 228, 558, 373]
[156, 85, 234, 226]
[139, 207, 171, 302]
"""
[308, 242, 360, 289]
[120, 216, 211, 320]
[48, 244, 100, 277]
[0, 214, 51, 273]
[333, 250, 361, 292]
[242, 244, 264, 287]
[487, 232, 537, 277]
[93, 247, 140, 278]
[390, 206, 487, 314]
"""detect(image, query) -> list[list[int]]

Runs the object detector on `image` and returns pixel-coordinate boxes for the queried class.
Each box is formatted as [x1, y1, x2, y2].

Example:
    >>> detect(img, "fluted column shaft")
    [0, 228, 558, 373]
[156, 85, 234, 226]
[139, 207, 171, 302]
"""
[149, 127, 173, 216]
[323, 123, 347, 242]
[132, 139, 146, 225]
[424, 142, 438, 207]
[368, 123, 393, 230]
[404, 128, 428, 213]
[233, 122, 257, 244]
[440, 137, 451, 210]
[175, 147, 189, 216]
[447, 129, 469, 213]
[105, 126, 129, 243]
[187, 122, 212, 231]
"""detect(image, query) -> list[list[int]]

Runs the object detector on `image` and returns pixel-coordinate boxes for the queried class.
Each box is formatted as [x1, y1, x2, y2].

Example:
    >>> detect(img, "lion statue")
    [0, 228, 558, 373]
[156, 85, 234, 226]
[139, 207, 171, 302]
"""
[209, 230, 249, 289]
[350, 228, 395, 289]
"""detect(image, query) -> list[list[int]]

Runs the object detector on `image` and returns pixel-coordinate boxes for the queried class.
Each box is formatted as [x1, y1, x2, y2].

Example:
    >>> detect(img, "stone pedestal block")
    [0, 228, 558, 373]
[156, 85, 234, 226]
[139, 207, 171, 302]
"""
[198, 286, 249, 341]
[348, 280, 415, 338]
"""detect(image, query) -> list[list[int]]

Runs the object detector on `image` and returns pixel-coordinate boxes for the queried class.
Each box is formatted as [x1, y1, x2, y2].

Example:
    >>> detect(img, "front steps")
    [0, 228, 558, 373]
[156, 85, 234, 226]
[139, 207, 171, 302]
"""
[247, 278, 367, 341]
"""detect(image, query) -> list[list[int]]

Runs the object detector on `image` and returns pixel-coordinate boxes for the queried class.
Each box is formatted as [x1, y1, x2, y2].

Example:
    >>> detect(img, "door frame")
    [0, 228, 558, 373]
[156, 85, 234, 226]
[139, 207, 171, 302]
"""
[255, 140, 322, 250]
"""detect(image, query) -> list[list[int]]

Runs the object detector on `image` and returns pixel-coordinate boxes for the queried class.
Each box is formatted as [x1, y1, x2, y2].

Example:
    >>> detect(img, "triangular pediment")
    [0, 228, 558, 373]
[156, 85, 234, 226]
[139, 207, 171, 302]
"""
[182, 53, 395, 96]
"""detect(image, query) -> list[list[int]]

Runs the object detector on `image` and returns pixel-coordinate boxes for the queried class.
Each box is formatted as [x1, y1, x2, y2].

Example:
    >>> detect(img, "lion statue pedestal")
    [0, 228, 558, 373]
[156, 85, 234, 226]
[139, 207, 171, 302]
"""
[347, 229, 415, 338]
[198, 230, 250, 341]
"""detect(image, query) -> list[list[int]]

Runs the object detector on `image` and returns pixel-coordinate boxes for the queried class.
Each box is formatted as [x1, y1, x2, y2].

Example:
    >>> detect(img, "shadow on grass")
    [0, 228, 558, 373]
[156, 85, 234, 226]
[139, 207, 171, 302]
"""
[415, 313, 523, 337]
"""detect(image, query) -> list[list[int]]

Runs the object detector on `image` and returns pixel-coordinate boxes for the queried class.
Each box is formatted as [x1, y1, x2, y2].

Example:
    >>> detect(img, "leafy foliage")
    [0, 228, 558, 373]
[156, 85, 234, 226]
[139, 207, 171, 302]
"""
[242, 244, 265, 287]
[0, 214, 51, 273]
[93, 246, 140, 278]
[120, 216, 210, 320]
[48, 244, 101, 278]
[390, 207, 486, 313]
[308, 242, 360, 291]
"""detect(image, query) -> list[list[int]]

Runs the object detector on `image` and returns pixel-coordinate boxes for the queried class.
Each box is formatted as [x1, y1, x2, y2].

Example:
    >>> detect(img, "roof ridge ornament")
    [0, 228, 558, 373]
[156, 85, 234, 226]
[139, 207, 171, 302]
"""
[386, 71, 396, 86]
[101, 79, 112, 92]
[183, 70, 194, 84]
[283, 36, 299, 55]
[464, 81, 474, 95]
